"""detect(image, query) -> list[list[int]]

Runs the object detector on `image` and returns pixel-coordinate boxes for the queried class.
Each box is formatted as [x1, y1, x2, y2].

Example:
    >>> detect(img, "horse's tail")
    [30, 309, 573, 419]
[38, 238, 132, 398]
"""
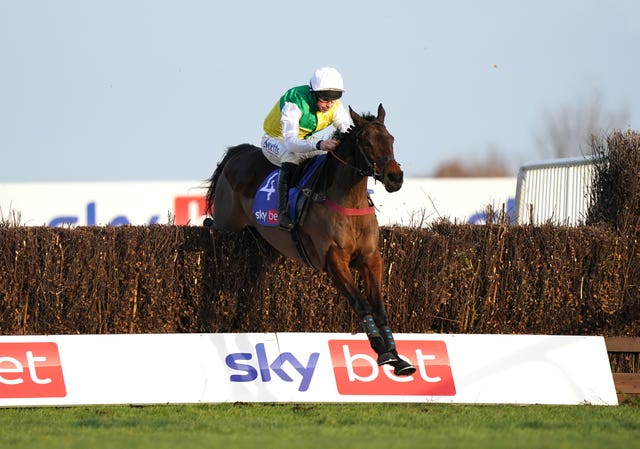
[205, 144, 256, 214]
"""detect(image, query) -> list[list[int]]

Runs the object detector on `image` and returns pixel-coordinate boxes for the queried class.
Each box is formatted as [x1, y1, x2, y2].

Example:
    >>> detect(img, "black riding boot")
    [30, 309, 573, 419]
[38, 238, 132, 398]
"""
[277, 162, 296, 231]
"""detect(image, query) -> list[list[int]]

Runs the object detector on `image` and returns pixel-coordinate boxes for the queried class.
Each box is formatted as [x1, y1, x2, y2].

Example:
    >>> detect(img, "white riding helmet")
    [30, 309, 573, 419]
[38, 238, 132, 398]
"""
[309, 67, 345, 92]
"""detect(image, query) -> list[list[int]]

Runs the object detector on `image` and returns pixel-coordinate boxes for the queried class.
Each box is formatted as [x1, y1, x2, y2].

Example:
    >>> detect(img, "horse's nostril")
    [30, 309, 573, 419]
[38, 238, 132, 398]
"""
[384, 170, 404, 192]
[389, 171, 403, 184]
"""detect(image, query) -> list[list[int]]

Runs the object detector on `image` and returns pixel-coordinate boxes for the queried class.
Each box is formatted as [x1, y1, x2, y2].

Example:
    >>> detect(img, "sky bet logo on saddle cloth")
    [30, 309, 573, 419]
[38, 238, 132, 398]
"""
[253, 155, 326, 226]
[329, 339, 456, 396]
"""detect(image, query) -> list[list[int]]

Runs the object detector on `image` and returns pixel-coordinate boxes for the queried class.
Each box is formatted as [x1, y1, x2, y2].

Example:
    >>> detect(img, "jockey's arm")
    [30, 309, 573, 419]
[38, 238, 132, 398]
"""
[281, 102, 317, 153]
[332, 102, 353, 133]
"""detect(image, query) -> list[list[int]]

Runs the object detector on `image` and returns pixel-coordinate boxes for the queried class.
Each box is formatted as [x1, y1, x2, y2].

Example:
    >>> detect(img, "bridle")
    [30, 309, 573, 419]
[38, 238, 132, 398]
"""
[327, 121, 396, 184]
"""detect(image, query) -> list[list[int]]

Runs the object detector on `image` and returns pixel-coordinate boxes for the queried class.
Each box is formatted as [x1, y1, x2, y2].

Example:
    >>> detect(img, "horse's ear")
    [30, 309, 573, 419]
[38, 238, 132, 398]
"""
[349, 106, 365, 126]
[377, 104, 386, 124]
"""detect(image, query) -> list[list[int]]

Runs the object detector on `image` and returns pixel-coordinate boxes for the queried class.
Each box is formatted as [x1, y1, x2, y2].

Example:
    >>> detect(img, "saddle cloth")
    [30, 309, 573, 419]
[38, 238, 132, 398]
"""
[253, 154, 326, 227]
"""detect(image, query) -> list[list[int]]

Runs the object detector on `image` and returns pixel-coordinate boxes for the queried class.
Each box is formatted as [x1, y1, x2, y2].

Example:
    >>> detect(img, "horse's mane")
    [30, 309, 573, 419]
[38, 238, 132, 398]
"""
[359, 112, 377, 121]
[334, 112, 377, 141]
[333, 112, 378, 153]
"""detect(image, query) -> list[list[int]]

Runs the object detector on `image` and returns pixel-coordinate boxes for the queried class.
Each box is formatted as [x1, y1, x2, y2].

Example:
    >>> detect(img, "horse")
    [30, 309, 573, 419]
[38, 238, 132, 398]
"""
[204, 104, 416, 376]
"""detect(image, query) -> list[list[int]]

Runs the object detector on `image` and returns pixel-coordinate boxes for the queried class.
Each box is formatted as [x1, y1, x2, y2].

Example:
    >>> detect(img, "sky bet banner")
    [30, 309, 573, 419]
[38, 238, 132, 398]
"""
[0, 333, 617, 406]
[0, 178, 515, 227]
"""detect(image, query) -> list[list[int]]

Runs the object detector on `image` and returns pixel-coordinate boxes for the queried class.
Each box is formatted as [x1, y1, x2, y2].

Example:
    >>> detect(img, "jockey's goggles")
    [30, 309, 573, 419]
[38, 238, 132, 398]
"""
[315, 90, 342, 102]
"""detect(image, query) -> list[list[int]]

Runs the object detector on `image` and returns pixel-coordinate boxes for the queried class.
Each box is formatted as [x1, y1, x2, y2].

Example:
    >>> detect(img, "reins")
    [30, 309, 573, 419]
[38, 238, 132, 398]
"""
[319, 120, 393, 216]
[327, 121, 389, 183]
[326, 147, 372, 178]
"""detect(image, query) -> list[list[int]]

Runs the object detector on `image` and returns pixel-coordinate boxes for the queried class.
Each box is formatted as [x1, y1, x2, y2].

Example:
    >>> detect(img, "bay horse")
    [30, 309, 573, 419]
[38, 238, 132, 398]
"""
[205, 104, 416, 376]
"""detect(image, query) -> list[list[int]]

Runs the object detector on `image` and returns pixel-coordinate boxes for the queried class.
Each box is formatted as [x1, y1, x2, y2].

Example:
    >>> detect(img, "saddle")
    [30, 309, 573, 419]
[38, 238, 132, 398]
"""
[253, 155, 327, 228]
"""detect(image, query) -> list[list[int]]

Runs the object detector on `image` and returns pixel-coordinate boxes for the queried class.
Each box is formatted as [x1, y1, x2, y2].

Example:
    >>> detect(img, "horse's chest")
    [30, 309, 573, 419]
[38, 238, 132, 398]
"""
[332, 226, 378, 255]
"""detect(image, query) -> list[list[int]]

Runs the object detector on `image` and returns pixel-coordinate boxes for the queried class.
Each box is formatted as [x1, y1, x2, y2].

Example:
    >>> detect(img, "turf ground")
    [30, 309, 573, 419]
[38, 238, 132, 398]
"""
[1, 401, 639, 449]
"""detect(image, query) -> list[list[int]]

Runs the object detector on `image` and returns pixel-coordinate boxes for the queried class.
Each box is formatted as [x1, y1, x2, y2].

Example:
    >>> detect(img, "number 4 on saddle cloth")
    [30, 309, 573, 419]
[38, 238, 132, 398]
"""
[253, 154, 328, 227]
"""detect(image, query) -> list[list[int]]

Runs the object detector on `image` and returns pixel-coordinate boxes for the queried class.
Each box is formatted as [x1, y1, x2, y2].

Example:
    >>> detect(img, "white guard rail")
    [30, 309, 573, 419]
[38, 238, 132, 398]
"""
[514, 155, 602, 225]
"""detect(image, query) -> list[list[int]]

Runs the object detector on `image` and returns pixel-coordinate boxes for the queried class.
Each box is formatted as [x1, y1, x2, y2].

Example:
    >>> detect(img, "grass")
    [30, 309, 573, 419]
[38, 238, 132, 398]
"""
[0, 402, 639, 449]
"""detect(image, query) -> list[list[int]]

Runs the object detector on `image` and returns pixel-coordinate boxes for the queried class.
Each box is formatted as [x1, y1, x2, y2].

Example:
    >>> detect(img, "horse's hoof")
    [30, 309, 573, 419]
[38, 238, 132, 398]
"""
[376, 352, 399, 366]
[203, 217, 214, 227]
[392, 359, 417, 376]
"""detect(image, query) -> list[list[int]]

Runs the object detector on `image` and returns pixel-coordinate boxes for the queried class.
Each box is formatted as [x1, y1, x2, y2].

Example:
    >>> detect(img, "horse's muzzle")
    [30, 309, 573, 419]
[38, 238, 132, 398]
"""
[383, 160, 403, 192]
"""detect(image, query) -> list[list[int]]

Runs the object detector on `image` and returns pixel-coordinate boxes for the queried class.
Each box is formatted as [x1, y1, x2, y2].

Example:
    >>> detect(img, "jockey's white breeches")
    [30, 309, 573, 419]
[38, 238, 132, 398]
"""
[260, 134, 324, 167]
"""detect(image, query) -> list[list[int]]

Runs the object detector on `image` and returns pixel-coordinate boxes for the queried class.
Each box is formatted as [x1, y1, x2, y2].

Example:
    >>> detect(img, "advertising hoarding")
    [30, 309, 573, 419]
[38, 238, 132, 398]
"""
[0, 178, 515, 227]
[0, 333, 617, 406]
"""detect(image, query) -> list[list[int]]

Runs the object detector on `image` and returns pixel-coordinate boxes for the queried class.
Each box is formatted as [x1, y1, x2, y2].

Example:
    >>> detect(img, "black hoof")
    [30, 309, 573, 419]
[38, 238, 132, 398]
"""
[376, 352, 399, 366]
[203, 217, 214, 227]
[392, 358, 417, 376]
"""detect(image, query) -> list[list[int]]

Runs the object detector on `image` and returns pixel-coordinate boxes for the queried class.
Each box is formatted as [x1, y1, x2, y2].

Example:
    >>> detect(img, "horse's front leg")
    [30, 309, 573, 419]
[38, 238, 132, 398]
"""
[359, 252, 417, 376]
[357, 252, 393, 350]
[325, 246, 397, 366]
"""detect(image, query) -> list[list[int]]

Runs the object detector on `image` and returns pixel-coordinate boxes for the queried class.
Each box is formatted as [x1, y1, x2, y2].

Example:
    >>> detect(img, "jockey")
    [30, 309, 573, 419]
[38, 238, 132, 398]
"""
[261, 67, 353, 230]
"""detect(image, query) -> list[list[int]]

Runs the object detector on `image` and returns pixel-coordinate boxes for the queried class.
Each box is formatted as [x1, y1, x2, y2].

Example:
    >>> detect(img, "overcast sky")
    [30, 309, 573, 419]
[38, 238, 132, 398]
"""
[1, 0, 638, 182]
